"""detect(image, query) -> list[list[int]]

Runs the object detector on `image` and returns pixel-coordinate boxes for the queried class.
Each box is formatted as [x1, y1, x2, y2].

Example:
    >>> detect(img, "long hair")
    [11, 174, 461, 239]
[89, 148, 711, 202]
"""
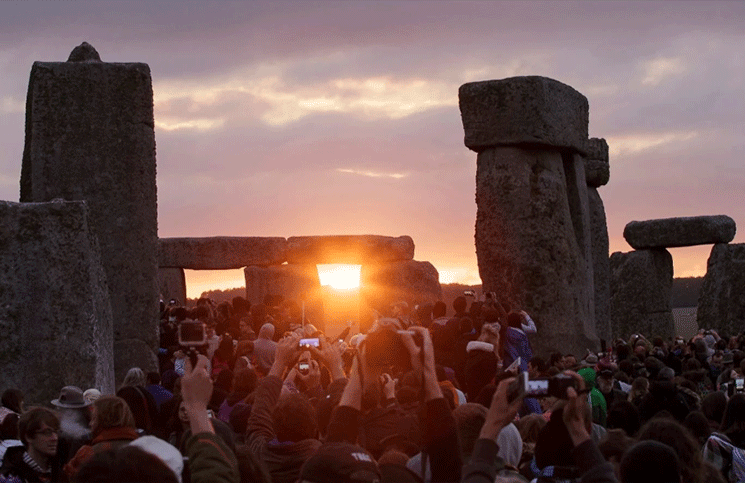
[122, 367, 146, 388]
[637, 417, 706, 483]
[92, 396, 136, 436]
[721, 393, 745, 447]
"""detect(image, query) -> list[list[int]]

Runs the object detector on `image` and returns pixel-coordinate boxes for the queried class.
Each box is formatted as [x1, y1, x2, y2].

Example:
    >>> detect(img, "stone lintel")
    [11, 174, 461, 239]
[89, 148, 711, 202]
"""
[159, 237, 288, 269]
[459, 76, 589, 155]
[286, 235, 415, 265]
[624, 215, 736, 249]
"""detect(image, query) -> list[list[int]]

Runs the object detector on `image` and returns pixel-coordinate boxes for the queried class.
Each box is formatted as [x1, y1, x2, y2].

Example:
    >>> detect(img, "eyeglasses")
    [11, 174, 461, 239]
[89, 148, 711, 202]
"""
[34, 428, 59, 437]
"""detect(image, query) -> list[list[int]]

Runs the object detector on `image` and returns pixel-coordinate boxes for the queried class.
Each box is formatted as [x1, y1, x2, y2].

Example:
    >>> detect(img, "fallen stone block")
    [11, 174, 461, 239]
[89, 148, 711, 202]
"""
[624, 215, 736, 249]
[160, 237, 288, 269]
[459, 76, 589, 154]
[286, 235, 415, 264]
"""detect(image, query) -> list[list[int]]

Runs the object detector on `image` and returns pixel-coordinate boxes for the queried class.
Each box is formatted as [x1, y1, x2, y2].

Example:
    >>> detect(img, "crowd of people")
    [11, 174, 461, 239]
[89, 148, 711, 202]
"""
[2, 292, 745, 483]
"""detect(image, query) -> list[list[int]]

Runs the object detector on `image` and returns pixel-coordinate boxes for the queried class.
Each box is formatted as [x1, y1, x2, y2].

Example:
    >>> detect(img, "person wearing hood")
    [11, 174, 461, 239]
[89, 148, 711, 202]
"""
[577, 368, 607, 427]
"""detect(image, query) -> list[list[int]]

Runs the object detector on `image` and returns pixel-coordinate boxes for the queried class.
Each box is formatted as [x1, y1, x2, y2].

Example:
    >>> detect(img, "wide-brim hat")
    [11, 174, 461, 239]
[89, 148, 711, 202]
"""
[51, 386, 91, 408]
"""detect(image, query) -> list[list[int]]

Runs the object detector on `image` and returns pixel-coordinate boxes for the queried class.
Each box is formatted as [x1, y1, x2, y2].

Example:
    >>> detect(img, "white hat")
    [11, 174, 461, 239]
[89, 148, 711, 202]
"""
[129, 436, 184, 483]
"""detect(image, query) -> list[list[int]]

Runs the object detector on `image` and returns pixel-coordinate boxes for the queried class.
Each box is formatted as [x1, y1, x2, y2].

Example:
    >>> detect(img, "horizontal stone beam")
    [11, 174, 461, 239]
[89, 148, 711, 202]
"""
[159, 237, 288, 269]
[459, 76, 589, 155]
[624, 215, 736, 249]
[286, 235, 415, 264]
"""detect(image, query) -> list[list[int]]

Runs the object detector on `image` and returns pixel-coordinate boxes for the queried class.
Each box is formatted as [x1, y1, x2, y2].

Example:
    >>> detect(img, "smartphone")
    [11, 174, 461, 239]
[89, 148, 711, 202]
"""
[298, 362, 310, 375]
[299, 338, 320, 348]
[736, 379, 744, 392]
[507, 372, 527, 403]
[526, 379, 550, 397]
[506, 357, 521, 373]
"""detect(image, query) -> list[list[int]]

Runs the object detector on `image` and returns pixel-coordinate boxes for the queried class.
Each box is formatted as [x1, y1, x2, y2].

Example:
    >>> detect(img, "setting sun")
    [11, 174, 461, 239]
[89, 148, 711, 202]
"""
[317, 264, 361, 290]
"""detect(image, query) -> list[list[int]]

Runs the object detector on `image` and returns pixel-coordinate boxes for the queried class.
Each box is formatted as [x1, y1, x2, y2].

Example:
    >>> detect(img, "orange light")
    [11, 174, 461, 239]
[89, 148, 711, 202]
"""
[317, 264, 361, 290]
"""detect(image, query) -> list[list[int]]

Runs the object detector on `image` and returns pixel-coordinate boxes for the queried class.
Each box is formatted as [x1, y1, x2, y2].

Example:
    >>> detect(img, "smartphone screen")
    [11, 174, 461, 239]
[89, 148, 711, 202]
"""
[299, 338, 320, 348]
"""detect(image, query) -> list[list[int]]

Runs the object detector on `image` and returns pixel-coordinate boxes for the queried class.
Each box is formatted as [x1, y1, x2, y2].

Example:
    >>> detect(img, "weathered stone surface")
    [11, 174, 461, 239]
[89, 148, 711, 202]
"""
[0, 200, 114, 405]
[589, 188, 611, 342]
[20, 49, 158, 377]
[360, 260, 442, 311]
[624, 215, 736, 249]
[67, 41, 101, 62]
[610, 249, 675, 339]
[472, 146, 597, 356]
[585, 138, 610, 188]
[160, 237, 288, 269]
[698, 243, 745, 335]
[158, 268, 187, 306]
[459, 76, 589, 154]
[244, 264, 324, 327]
[114, 339, 158, 386]
[286, 235, 415, 265]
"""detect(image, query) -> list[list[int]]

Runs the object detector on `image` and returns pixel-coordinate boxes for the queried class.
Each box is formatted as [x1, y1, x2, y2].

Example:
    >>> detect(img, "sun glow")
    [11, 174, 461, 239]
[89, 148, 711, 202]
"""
[317, 264, 361, 290]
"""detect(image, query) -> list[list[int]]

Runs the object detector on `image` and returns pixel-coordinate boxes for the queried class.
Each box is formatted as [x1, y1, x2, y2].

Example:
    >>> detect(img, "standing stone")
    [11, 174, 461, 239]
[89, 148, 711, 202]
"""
[0, 200, 114, 405]
[360, 260, 442, 314]
[585, 138, 610, 188]
[459, 76, 597, 357]
[20, 44, 158, 381]
[584, 137, 611, 342]
[589, 188, 611, 342]
[244, 264, 324, 328]
[158, 268, 187, 306]
[624, 215, 736, 249]
[698, 243, 745, 335]
[610, 249, 675, 339]
[286, 235, 415, 264]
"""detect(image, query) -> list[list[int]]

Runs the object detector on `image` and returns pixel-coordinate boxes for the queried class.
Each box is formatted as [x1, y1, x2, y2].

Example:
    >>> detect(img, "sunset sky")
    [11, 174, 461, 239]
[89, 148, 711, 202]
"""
[1, 1, 743, 298]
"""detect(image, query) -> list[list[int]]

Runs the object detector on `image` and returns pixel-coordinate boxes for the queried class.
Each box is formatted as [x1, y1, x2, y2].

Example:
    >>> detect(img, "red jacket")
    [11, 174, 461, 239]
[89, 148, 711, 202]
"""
[63, 426, 139, 479]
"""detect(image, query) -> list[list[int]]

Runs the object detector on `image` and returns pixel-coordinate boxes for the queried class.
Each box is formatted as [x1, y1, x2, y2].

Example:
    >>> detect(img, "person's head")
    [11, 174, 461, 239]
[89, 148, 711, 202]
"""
[258, 322, 275, 340]
[506, 312, 522, 329]
[18, 407, 60, 458]
[701, 390, 727, 430]
[606, 400, 641, 437]
[711, 350, 724, 369]
[432, 301, 446, 319]
[562, 354, 577, 369]
[299, 442, 380, 483]
[619, 440, 681, 483]
[122, 367, 146, 387]
[232, 368, 258, 395]
[146, 372, 161, 386]
[528, 356, 546, 379]
[453, 296, 467, 315]
[597, 368, 615, 394]
[453, 403, 487, 460]
[683, 410, 712, 446]
[91, 396, 136, 436]
[1, 388, 24, 413]
[721, 393, 745, 445]
[515, 412, 546, 445]
[272, 394, 318, 442]
[636, 417, 703, 483]
[74, 445, 179, 483]
[597, 429, 635, 481]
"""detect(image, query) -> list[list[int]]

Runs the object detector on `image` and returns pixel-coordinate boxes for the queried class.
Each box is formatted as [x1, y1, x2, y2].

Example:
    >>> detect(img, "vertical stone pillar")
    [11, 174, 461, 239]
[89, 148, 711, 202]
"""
[360, 260, 442, 312]
[244, 264, 324, 330]
[459, 76, 598, 356]
[698, 243, 745, 335]
[0, 201, 114, 405]
[158, 268, 187, 306]
[585, 138, 611, 343]
[610, 249, 675, 338]
[20, 43, 158, 381]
